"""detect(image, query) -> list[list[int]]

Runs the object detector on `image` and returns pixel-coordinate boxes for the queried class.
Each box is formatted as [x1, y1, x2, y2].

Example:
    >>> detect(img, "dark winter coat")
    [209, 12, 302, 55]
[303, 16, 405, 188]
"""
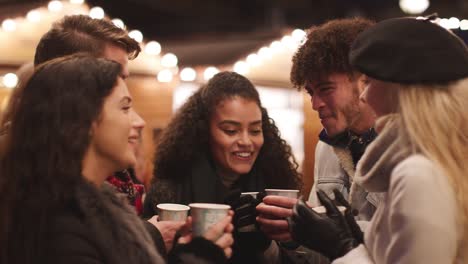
[45, 180, 227, 264]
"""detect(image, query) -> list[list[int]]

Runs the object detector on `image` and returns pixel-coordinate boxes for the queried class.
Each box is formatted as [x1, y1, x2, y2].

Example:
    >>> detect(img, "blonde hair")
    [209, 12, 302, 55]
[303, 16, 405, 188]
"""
[398, 77, 468, 261]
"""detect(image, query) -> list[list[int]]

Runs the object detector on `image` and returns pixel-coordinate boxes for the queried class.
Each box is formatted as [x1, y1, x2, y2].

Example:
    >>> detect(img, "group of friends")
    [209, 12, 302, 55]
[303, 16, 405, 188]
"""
[0, 12, 467, 264]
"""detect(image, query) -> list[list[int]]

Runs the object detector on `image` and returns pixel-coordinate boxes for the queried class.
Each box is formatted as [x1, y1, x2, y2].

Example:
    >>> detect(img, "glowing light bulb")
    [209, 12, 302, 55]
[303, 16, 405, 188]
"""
[292, 29, 306, 43]
[204, 67, 219, 81]
[399, 0, 429, 15]
[281, 35, 297, 50]
[89, 7, 105, 19]
[128, 30, 143, 43]
[161, 53, 178, 68]
[2, 19, 16, 32]
[27, 10, 41, 23]
[233, 61, 249, 74]
[48, 1, 63, 12]
[246, 53, 261, 66]
[112, 19, 125, 29]
[270, 41, 283, 53]
[157, 69, 173, 83]
[439, 18, 450, 29]
[447, 17, 460, 29]
[460, 20, 468, 30]
[180, 68, 197, 82]
[145, 41, 161, 55]
[2, 73, 18, 88]
[258, 47, 272, 59]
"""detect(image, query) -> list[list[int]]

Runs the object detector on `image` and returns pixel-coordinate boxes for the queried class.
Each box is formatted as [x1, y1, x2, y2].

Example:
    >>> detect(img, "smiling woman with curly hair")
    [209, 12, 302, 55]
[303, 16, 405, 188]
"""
[143, 71, 303, 262]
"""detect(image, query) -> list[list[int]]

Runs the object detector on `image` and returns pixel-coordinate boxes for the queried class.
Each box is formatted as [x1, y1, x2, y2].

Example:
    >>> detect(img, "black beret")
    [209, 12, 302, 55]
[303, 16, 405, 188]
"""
[350, 17, 468, 84]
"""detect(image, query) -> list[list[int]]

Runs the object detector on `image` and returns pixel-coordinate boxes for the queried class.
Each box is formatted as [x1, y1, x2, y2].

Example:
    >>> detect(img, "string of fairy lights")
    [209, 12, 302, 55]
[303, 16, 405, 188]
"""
[0, 0, 305, 88]
[0, 0, 467, 89]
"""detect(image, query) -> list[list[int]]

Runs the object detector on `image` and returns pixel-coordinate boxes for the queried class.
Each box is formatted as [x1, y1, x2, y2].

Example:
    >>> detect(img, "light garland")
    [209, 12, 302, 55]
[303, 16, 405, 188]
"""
[229, 15, 468, 77]
[0, 1, 467, 87]
[0, 0, 181, 88]
[230, 28, 305, 76]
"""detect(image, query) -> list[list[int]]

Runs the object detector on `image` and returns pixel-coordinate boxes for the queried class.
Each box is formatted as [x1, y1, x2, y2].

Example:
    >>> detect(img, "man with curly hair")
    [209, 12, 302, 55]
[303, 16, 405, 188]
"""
[257, 18, 382, 260]
[291, 18, 381, 218]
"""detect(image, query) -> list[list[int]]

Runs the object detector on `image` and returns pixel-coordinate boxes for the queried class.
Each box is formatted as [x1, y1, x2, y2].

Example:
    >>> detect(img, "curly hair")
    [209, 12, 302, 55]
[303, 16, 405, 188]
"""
[153, 71, 302, 190]
[34, 15, 141, 66]
[0, 55, 121, 263]
[290, 18, 374, 89]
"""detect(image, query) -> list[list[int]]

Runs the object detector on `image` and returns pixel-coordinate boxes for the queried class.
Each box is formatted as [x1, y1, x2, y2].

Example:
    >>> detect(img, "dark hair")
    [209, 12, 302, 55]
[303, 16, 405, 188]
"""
[0, 55, 121, 263]
[290, 18, 374, 89]
[34, 15, 141, 66]
[153, 71, 302, 190]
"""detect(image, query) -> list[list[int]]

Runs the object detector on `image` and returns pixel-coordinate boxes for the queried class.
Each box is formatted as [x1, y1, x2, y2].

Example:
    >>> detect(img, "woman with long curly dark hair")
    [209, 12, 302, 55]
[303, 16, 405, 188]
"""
[144, 71, 303, 262]
[0, 55, 233, 264]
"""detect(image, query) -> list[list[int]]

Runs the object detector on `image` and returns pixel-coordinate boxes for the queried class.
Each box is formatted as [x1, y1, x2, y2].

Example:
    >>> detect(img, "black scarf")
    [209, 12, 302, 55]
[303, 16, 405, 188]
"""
[152, 155, 266, 206]
[319, 128, 377, 167]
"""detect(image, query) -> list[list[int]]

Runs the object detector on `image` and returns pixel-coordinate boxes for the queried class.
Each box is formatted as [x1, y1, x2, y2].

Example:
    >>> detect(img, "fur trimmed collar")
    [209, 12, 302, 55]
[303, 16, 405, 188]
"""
[75, 181, 164, 264]
[354, 115, 413, 192]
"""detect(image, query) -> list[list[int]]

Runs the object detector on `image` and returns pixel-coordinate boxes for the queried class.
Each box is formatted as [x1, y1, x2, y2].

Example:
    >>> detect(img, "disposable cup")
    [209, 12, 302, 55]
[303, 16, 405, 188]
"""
[265, 189, 300, 198]
[240, 192, 259, 199]
[189, 203, 230, 237]
[312, 205, 346, 215]
[157, 203, 190, 221]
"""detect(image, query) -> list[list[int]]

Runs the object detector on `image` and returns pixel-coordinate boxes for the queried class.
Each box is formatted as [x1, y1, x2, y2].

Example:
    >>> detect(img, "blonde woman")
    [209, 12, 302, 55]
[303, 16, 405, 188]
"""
[288, 17, 468, 263]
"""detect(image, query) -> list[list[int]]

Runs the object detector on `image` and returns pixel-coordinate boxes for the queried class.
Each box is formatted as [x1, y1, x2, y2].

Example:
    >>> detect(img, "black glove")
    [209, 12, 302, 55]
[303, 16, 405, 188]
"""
[224, 190, 271, 255]
[333, 189, 364, 244]
[224, 190, 257, 231]
[287, 190, 360, 260]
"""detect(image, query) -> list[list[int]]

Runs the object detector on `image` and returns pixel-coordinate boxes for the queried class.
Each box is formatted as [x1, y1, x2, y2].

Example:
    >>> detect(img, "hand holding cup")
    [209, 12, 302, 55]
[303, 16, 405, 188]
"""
[256, 189, 299, 242]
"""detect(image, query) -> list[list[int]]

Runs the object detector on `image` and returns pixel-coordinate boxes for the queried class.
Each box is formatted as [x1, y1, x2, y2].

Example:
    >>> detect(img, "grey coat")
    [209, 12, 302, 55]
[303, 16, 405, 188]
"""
[334, 116, 461, 263]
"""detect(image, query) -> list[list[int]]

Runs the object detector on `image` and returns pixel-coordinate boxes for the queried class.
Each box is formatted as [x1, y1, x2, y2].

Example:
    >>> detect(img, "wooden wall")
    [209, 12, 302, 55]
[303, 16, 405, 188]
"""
[0, 89, 11, 116]
[301, 91, 322, 199]
[126, 76, 175, 129]
[126, 76, 176, 187]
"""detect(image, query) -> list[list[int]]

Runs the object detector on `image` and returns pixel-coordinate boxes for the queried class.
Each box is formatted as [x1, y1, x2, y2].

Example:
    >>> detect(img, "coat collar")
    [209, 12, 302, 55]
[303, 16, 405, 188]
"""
[72, 180, 163, 264]
[320, 127, 378, 166]
[354, 115, 413, 192]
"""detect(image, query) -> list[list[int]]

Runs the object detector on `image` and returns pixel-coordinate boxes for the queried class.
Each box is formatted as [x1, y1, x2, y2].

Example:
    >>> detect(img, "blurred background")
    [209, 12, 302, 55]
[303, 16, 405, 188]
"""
[0, 0, 466, 194]
[2, 0, 467, 40]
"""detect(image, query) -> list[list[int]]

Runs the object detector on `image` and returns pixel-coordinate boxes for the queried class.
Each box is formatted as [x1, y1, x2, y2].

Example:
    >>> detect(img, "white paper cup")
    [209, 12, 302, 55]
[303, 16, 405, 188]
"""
[189, 203, 230, 237]
[157, 203, 190, 221]
[240, 192, 259, 199]
[312, 205, 346, 215]
[265, 189, 300, 198]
